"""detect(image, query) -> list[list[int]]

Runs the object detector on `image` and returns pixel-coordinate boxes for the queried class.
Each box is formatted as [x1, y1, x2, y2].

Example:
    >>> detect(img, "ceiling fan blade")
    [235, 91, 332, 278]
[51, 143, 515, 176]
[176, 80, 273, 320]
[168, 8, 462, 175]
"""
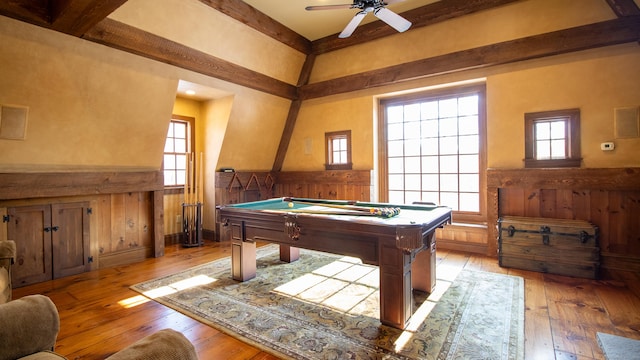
[373, 7, 411, 33]
[305, 4, 353, 11]
[339, 11, 367, 38]
[382, 0, 406, 5]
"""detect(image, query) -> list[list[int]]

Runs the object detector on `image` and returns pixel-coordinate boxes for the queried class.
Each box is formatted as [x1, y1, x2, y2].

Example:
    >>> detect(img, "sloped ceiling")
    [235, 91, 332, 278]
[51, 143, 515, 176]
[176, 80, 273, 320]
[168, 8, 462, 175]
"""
[243, 0, 440, 41]
[0, 0, 639, 101]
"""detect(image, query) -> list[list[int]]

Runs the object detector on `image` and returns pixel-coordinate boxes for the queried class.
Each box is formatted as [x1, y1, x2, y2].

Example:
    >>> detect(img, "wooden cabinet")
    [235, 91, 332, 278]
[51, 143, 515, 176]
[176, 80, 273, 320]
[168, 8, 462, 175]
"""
[7, 202, 91, 287]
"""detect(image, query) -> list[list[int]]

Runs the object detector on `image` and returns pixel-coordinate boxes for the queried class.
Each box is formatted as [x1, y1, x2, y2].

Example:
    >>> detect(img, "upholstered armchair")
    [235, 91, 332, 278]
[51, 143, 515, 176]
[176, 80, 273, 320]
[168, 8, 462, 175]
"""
[0, 295, 199, 360]
[0, 240, 16, 304]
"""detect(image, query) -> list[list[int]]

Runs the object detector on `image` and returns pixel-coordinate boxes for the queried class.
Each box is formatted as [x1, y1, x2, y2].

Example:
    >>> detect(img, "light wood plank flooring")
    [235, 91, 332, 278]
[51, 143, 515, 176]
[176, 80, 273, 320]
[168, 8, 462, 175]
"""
[12, 241, 640, 360]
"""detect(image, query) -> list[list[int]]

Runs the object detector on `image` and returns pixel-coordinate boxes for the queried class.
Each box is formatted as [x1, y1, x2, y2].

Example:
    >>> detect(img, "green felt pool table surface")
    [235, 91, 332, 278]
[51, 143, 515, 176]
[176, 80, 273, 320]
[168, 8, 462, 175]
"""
[222, 197, 451, 227]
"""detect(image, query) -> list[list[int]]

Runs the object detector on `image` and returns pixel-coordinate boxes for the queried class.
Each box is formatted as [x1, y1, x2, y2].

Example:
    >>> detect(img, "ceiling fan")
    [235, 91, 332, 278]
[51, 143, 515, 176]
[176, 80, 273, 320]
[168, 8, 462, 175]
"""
[305, 0, 412, 38]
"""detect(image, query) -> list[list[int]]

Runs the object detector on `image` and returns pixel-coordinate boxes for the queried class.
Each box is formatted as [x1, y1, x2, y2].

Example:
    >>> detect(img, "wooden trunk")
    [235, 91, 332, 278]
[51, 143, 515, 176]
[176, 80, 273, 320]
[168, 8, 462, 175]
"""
[498, 216, 599, 279]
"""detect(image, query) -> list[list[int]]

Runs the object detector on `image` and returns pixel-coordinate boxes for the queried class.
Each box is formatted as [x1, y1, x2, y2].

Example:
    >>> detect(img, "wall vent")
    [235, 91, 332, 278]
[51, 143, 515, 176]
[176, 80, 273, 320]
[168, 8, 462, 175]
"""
[614, 106, 639, 139]
[0, 104, 28, 140]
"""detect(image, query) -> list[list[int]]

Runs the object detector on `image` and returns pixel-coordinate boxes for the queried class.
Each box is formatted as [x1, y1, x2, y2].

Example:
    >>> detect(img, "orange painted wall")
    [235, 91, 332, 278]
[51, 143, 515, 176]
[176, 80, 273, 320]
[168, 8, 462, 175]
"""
[283, 0, 640, 172]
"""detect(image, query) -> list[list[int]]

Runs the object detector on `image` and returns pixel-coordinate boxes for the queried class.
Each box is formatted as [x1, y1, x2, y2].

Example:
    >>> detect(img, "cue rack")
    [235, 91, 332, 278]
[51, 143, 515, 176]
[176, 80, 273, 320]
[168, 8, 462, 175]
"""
[182, 152, 203, 247]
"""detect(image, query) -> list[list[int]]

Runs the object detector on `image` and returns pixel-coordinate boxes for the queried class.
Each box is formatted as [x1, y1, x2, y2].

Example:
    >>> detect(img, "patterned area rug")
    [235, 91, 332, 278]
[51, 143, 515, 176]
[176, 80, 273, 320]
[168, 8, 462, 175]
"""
[131, 245, 524, 360]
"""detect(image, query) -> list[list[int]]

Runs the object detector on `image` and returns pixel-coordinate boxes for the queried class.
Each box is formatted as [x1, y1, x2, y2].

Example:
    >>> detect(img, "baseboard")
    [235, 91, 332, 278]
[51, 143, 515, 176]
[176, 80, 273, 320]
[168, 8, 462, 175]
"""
[600, 252, 640, 275]
[99, 247, 151, 268]
[437, 239, 488, 255]
[164, 233, 182, 245]
[436, 223, 489, 255]
[203, 229, 215, 242]
[165, 228, 215, 245]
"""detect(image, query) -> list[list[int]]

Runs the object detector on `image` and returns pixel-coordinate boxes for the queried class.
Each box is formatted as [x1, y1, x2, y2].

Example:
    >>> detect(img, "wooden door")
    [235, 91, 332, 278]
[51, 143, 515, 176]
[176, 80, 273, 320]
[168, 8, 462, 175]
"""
[7, 205, 52, 287]
[51, 202, 91, 279]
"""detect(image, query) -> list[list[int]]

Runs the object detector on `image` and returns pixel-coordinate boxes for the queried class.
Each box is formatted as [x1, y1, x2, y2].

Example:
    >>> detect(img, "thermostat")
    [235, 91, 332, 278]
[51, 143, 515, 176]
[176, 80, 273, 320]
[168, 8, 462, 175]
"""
[600, 142, 615, 151]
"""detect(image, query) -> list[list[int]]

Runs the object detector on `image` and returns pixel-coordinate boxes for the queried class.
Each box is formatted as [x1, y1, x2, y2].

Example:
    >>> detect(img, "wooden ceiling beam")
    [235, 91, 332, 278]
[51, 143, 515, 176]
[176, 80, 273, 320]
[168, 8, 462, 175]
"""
[311, 0, 524, 55]
[604, 0, 640, 17]
[83, 18, 298, 100]
[0, 0, 50, 27]
[0, 0, 127, 37]
[197, 0, 311, 54]
[50, 0, 129, 37]
[299, 16, 640, 100]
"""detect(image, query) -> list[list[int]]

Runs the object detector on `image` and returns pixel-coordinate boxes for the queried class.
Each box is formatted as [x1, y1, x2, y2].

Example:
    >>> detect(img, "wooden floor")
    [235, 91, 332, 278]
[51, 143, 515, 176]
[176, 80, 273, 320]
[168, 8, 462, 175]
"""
[12, 240, 640, 360]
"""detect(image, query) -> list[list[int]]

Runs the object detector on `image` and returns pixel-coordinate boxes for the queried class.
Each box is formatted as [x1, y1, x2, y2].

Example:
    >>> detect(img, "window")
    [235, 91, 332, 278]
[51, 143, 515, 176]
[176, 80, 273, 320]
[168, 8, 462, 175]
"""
[379, 84, 486, 222]
[524, 108, 581, 168]
[325, 130, 352, 170]
[164, 115, 194, 187]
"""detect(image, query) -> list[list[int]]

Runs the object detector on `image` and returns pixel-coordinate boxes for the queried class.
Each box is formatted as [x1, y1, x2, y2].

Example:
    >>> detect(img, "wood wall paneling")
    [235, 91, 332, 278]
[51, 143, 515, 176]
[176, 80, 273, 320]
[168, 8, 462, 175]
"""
[273, 170, 372, 201]
[0, 171, 164, 273]
[488, 168, 640, 277]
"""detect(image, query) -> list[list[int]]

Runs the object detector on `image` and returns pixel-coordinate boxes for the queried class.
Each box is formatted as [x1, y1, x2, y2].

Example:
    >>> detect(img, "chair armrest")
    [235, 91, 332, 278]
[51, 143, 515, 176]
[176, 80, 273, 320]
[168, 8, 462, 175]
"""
[0, 240, 16, 261]
[0, 295, 60, 360]
[106, 329, 198, 360]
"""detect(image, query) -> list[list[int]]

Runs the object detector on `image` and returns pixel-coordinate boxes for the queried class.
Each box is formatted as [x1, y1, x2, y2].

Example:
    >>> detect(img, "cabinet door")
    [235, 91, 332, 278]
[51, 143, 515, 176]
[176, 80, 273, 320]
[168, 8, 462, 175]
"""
[7, 205, 52, 287]
[52, 202, 91, 279]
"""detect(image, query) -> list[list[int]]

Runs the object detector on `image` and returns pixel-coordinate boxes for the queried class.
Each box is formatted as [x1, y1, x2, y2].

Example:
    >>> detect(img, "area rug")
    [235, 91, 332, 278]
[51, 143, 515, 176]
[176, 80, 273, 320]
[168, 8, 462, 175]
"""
[131, 245, 524, 359]
[597, 332, 640, 360]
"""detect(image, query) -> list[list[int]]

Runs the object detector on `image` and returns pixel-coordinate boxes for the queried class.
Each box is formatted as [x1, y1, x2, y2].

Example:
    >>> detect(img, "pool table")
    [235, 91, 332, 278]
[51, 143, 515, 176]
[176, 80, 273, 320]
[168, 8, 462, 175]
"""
[217, 197, 452, 330]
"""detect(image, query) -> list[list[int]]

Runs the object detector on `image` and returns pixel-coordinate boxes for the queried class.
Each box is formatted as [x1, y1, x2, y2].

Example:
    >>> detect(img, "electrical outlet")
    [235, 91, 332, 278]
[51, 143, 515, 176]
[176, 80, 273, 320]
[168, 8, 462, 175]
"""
[176, 214, 182, 223]
[600, 142, 615, 151]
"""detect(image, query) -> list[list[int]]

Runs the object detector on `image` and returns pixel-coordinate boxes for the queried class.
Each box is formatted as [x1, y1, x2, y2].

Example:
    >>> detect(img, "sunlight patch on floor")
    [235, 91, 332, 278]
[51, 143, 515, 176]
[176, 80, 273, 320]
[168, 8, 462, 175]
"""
[118, 295, 150, 308]
[118, 274, 217, 308]
[395, 279, 453, 351]
[273, 257, 379, 316]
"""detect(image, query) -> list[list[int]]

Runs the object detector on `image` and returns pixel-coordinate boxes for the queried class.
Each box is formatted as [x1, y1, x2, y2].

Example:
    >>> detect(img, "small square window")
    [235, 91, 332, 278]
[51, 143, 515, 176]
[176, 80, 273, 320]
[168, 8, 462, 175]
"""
[164, 117, 193, 186]
[325, 130, 352, 170]
[524, 109, 581, 168]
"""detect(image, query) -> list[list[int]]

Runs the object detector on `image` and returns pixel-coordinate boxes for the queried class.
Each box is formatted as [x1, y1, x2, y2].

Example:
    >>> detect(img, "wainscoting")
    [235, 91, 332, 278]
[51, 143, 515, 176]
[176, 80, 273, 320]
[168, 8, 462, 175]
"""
[487, 168, 640, 277]
[0, 171, 165, 274]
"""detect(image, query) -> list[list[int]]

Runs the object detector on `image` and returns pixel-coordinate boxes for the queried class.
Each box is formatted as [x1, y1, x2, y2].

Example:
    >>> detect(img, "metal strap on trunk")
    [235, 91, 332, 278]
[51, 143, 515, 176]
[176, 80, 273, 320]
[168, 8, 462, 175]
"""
[504, 225, 593, 244]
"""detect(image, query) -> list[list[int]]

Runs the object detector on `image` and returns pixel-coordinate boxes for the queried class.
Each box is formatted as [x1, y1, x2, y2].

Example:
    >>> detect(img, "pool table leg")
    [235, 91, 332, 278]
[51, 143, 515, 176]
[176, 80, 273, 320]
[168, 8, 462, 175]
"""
[379, 233, 436, 329]
[231, 240, 256, 281]
[279, 245, 300, 263]
[379, 242, 412, 329]
[411, 234, 436, 293]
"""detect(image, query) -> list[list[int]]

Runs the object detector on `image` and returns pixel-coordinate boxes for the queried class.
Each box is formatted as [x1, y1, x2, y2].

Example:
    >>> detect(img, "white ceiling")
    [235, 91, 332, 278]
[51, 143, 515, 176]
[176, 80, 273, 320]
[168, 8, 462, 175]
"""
[242, 0, 440, 41]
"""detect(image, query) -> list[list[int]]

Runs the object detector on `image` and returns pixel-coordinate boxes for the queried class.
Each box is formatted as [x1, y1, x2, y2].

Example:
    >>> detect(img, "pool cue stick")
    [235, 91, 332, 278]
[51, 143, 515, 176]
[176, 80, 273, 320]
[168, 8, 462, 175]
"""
[198, 152, 204, 204]
[286, 199, 374, 214]
[279, 209, 378, 216]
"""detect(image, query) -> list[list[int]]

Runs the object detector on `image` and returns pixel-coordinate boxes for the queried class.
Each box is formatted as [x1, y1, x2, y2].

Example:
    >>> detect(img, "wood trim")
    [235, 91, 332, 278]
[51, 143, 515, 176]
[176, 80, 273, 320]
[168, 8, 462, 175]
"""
[601, 252, 640, 273]
[377, 84, 488, 223]
[0, 171, 164, 200]
[524, 108, 581, 165]
[275, 170, 371, 185]
[437, 238, 488, 255]
[50, 0, 128, 37]
[324, 130, 352, 171]
[311, 0, 523, 54]
[486, 167, 640, 258]
[171, 114, 196, 149]
[272, 54, 317, 172]
[300, 17, 640, 100]
[486, 168, 640, 191]
[83, 18, 298, 100]
[153, 190, 165, 257]
[605, 0, 640, 17]
[197, 0, 311, 54]
[0, 0, 127, 37]
[0, 1, 52, 28]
